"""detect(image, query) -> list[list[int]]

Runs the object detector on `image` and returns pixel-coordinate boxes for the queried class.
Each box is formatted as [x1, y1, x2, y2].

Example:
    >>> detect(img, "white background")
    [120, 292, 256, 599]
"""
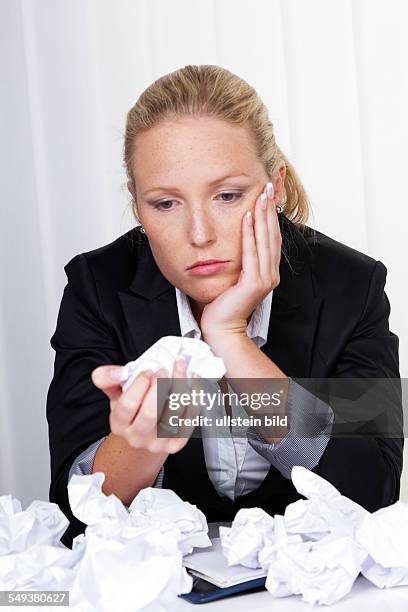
[1, 0, 407, 507]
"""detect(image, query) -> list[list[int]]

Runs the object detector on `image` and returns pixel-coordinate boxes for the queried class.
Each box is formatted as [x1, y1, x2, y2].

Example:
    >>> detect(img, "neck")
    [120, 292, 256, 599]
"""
[188, 297, 205, 329]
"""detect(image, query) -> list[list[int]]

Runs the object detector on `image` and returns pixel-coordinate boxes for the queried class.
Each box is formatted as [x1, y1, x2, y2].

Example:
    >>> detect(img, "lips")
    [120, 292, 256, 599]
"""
[186, 259, 228, 270]
[186, 261, 230, 276]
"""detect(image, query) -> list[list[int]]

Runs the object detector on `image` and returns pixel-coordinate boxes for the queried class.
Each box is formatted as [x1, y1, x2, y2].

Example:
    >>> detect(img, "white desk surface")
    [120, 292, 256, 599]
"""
[175, 576, 408, 611]
[173, 523, 408, 612]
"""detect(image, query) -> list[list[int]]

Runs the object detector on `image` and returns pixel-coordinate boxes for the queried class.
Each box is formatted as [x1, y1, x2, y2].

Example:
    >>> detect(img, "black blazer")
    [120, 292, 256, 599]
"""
[46, 216, 404, 548]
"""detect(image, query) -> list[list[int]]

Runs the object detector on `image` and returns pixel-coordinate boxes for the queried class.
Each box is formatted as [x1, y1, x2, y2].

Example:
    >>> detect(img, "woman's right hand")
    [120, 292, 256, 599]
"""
[91, 357, 202, 455]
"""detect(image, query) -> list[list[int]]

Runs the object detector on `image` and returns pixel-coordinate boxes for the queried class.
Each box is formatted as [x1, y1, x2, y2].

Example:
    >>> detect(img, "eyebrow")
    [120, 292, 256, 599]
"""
[142, 173, 251, 197]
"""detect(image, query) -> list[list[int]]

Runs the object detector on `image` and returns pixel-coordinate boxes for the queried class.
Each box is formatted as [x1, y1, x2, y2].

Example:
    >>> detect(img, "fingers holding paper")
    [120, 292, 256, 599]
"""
[91, 359, 203, 455]
[156, 358, 203, 453]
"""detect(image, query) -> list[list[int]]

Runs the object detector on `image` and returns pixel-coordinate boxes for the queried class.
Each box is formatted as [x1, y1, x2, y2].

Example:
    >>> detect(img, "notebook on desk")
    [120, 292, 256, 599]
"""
[182, 537, 267, 588]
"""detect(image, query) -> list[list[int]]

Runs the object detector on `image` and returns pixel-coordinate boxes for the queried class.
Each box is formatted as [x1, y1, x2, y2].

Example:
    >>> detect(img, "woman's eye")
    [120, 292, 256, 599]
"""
[151, 191, 244, 211]
[152, 200, 175, 210]
[216, 191, 244, 203]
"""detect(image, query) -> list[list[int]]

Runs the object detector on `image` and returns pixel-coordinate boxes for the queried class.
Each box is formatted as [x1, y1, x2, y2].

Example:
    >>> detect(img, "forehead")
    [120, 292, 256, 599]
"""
[131, 116, 261, 185]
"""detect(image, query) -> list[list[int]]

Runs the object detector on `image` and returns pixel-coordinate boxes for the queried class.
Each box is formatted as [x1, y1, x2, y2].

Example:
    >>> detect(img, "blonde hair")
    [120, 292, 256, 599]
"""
[124, 64, 311, 230]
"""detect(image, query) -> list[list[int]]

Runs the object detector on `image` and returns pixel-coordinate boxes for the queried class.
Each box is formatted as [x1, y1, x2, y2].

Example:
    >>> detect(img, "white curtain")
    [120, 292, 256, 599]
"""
[1, 0, 407, 506]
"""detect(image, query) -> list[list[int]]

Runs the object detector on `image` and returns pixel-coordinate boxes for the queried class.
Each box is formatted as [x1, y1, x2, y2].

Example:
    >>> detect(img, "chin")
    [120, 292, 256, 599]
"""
[187, 279, 234, 302]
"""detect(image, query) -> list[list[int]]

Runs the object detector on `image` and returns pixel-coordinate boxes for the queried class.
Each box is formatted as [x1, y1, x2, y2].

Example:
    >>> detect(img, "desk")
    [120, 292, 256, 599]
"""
[173, 523, 408, 611]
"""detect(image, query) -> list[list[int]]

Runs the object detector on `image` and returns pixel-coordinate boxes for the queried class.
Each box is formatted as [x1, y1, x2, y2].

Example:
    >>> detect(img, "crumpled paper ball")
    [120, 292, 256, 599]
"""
[355, 501, 408, 588]
[68, 474, 211, 554]
[69, 522, 192, 611]
[263, 528, 367, 605]
[0, 497, 68, 555]
[219, 507, 275, 568]
[129, 487, 211, 554]
[119, 335, 226, 391]
[284, 466, 369, 540]
[219, 466, 408, 606]
[0, 495, 81, 591]
[0, 472, 213, 610]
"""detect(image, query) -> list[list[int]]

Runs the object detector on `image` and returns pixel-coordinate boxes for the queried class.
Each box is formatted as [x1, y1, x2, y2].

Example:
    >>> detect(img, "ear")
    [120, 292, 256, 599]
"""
[273, 164, 287, 203]
[279, 164, 287, 186]
[127, 180, 136, 200]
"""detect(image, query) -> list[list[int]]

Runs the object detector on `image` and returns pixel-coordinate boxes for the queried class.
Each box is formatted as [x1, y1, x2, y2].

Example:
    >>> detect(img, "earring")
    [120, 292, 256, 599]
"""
[276, 197, 287, 214]
[139, 225, 146, 234]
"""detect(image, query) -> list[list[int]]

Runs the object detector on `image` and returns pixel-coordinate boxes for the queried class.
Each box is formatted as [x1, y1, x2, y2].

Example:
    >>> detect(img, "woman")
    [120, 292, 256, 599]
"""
[47, 65, 403, 549]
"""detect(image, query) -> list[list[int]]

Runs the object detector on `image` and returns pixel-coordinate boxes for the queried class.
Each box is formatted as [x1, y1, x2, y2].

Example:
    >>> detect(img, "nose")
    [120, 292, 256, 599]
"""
[187, 210, 217, 247]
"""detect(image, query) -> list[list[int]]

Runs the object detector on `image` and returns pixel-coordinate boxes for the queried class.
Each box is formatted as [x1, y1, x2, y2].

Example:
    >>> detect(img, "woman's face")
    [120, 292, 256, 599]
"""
[129, 116, 284, 312]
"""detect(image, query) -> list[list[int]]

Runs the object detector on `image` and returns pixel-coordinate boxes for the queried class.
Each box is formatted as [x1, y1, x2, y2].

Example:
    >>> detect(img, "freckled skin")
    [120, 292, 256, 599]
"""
[128, 116, 285, 324]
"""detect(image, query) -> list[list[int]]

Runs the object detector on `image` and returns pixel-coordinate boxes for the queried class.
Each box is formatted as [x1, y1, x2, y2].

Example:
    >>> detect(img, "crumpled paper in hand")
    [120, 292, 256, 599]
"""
[119, 335, 226, 391]
[219, 466, 408, 606]
[0, 472, 212, 610]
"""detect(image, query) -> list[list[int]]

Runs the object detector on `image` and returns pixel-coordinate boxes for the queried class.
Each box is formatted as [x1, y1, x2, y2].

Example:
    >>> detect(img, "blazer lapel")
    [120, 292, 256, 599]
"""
[118, 241, 181, 358]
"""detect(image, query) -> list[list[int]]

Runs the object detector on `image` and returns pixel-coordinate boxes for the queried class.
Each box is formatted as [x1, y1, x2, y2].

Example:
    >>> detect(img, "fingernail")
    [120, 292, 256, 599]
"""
[266, 182, 274, 199]
[246, 210, 253, 226]
[260, 193, 267, 209]
[109, 367, 124, 381]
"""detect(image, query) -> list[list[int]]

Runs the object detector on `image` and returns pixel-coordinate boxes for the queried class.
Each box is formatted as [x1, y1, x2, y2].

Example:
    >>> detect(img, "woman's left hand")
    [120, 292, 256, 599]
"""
[201, 181, 282, 341]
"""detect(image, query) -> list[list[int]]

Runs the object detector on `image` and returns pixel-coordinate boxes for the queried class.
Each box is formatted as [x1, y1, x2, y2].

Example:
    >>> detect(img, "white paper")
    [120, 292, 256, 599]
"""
[69, 527, 192, 611]
[183, 537, 267, 588]
[0, 496, 68, 555]
[356, 501, 408, 588]
[68, 472, 130, 526]
[119, 335, 226, 391]
[129, 487, 211, 554]
[2, 464, 408, 607]
[284, 466, 369, 540]
[66, 473, 211, 609]
[219, 466, 408, 606]
[264, 533, 366, 605]
[0, 493, 81, 590]
[0, 473, 215, 610]
[219, 507, 275, 568]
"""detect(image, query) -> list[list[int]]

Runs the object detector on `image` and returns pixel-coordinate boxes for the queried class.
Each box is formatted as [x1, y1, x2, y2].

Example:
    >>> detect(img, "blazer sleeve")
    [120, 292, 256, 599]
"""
[247, 378, 334, 478]
[46, 253, 125, 548]
[314, 260, 404, 511]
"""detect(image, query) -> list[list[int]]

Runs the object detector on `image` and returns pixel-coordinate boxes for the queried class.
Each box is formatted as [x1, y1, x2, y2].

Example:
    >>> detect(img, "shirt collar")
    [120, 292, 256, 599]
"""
[175, 287, 273, 348]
